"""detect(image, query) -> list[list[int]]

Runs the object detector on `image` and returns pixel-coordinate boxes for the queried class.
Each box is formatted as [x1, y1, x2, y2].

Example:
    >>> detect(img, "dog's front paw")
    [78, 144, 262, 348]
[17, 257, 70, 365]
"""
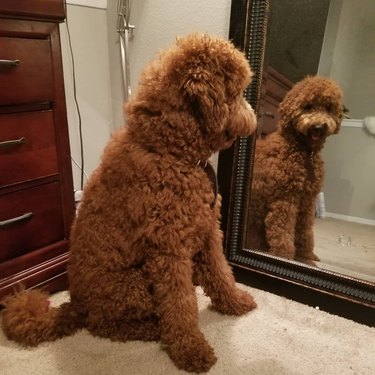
[310, 252, 320, 261]
[212, 288, 256, 315]
[167, 334, 217, 373]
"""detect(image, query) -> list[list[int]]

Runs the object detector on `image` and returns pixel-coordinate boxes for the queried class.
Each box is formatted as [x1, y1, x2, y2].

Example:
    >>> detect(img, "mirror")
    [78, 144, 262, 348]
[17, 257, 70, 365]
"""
[218, 0, 375, 325]
[244, 0, 375, 283]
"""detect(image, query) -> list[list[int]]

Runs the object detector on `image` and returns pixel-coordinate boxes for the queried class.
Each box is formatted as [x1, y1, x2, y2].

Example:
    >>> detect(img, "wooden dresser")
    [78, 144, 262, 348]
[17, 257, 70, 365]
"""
[258, 66, 293, 138]
[0, 0, 74, 299]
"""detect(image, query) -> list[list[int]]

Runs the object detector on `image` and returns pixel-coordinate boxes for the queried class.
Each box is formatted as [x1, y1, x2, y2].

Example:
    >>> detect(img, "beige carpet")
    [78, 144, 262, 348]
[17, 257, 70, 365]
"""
[1, 284, 374, 375]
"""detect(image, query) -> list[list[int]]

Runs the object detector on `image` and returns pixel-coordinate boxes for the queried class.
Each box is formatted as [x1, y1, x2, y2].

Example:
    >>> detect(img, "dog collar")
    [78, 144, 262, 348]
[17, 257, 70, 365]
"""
[196, 160, 218, 209]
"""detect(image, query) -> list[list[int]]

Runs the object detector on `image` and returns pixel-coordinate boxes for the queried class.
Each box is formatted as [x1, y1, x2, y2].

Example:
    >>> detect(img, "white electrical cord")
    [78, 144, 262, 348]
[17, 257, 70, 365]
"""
[117, 0, 134, 102]
[71, 156, 89, 181]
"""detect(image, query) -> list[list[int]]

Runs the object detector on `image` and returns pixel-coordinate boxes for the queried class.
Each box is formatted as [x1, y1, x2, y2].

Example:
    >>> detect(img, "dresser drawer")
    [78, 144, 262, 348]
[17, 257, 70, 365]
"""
[0, 110, 58, 187]
[0, 36, 54, 105]
[0, 182, 65, 262]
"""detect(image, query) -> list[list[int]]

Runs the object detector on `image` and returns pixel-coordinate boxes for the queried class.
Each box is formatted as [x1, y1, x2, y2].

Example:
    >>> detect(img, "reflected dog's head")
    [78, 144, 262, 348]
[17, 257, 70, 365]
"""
[126, 33, 257, 161]
[278, 76, 344, 150]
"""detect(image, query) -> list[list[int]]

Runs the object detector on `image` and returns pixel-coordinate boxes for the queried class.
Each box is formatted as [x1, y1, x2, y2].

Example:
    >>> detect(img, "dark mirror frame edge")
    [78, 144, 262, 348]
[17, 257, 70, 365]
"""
[218, 0, 375, 327]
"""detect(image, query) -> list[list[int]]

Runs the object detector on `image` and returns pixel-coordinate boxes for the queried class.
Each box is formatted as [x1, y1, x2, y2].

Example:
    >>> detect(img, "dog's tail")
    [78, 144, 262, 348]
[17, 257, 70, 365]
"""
[1, 289, 85, 346]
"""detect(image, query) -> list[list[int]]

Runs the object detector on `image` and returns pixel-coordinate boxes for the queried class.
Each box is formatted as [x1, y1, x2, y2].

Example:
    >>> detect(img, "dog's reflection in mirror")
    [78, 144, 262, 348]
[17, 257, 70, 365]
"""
[246, 76, 344, 264]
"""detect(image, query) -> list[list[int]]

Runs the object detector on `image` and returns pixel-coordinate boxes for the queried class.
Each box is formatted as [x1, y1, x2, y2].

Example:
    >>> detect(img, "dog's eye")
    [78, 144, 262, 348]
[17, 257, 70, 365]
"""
[304, 104, 313, 111]
[325, 104, 332, 111]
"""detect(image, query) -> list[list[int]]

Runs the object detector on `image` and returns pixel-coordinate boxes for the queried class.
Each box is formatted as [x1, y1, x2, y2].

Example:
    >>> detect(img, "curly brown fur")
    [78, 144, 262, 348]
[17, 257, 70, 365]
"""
[1, 289, 84, 346]
[1, 33, 257, 373]
[247, 76, 343, 264]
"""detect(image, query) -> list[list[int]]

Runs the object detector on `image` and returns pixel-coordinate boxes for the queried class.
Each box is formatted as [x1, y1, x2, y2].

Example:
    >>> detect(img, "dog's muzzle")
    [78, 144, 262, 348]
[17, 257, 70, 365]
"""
[308, 124, 327, 141]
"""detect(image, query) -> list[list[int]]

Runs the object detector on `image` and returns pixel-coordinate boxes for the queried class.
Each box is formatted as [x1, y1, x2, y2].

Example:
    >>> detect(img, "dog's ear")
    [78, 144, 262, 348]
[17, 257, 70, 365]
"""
[333, 109, 344, 134]
[181, 68, 229, 134]
[278, 90, 299, 129]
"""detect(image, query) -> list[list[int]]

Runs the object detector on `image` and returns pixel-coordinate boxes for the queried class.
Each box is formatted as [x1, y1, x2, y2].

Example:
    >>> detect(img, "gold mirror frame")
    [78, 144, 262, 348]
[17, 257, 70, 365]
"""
[218, 0, 374, 326]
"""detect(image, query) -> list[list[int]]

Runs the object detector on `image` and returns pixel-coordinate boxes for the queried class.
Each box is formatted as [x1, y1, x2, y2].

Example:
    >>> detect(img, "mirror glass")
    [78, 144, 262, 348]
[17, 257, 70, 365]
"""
[244, 0, 375, 283]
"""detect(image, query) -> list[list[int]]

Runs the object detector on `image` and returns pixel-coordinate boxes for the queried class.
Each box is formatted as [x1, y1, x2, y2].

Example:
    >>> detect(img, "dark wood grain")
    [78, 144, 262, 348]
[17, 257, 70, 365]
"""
[0, 253, 69, 300]
[0, 0, 65, 22]
[0, 110, 58, 187]
[48, 22, 76, 236]
[256, 67, 293, 135]
[0, 182, 64, 262]
[0, 7, 74, 299]
[0, 35, 54, 105]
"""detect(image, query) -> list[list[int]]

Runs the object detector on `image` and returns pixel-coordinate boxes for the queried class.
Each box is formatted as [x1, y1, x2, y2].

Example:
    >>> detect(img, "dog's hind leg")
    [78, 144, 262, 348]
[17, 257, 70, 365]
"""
[264, 200, 298, 259]
[294, 202, 320, 264]
[72, 268, 158, 341]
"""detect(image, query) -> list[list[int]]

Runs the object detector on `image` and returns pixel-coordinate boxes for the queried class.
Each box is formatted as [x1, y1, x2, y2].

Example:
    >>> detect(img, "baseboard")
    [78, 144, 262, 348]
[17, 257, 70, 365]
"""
[0, 251, 69, 301]
[325, 211, 375, 226]
[342, 119, 363, 128]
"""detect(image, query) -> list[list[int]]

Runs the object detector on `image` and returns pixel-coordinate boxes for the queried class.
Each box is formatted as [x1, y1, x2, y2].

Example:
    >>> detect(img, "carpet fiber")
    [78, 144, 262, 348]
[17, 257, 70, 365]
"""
[1, 284, 374, 375]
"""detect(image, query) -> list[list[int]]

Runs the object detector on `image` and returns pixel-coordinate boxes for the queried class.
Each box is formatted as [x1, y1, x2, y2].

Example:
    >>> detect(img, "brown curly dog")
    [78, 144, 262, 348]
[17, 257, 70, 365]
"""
[1, 33, 257, 373]
[247, 76, 343, 264]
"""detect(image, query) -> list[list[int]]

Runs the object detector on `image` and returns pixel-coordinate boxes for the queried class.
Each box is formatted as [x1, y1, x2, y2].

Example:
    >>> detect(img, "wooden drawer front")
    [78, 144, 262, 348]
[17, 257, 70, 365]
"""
[0, 110, 58, 187]
[0, 36, 53, 105]
[0, 182, 64, 262]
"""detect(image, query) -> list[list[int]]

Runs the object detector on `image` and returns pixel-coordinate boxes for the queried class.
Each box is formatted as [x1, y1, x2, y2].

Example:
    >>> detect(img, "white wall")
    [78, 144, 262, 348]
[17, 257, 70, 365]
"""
[62, 1, 231, 189]
[318, 0, 375, 119]
[318, 0, 375, 222]
[127, 0, 231, 91]
[60, 4, 113, 190]
[106, 0, 232, 171]
[323, 120, 375, 224]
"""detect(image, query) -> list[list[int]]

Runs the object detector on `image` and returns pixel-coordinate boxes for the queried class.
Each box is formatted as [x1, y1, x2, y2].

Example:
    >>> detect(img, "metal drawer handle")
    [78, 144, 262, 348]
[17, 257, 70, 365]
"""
[0, 59, 20, 67]
[263, 111, 275, 118]
[0, 137, 26, 149]
[0, 212, 33, 228]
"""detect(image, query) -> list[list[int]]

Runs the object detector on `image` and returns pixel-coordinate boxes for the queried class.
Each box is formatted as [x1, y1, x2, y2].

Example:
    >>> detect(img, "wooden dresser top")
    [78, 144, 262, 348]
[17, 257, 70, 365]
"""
[0, 0, 65, 22]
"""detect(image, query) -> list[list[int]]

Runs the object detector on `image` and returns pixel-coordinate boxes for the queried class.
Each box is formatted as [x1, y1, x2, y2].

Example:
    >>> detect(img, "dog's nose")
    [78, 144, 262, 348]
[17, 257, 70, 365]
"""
[309, 123, 328, 141]
[312, 124, 327, 132]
